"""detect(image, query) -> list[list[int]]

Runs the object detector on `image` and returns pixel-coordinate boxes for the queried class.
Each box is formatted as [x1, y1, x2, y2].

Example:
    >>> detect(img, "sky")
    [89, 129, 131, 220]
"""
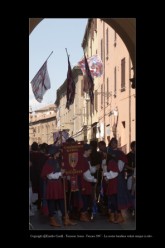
[29, 18, 88, 112]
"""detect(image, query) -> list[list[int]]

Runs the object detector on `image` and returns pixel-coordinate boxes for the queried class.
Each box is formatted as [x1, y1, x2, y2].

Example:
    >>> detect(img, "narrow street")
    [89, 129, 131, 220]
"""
[30, 210, 135, 231]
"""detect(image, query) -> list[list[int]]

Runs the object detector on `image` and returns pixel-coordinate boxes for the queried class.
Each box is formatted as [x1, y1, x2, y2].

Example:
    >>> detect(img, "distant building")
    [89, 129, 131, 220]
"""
[29, 104, 57, 145]
[55, 66, 85, 142]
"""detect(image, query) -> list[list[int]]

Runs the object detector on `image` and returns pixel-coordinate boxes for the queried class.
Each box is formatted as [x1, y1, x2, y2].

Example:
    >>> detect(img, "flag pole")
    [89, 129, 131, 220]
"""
[33, 51, 53, 74]
[30, 50, 53, 83]
[65, 48, 69, 58]
[45, 51, 53, 62]
[63, 176, 68, 219]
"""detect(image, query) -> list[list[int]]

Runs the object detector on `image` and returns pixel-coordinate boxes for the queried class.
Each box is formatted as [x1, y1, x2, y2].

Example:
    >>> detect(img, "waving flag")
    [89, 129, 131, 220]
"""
[30, 61, 51, 103]
[78, 54, 103, 78]
[66, 51, 75, 109]
[84, 53, 94, 104]
[53, 131, 69, 145]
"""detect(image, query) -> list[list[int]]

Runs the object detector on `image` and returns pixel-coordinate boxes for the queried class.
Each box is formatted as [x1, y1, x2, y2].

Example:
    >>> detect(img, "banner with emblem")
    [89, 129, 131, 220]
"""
[62, 142, 84, 175]
[78, 54, 103, 78]
[62, 142, 84, 191]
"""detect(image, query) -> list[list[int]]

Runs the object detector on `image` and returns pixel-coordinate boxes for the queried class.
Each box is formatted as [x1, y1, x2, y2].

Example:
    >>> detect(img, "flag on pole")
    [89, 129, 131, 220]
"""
[82, 74, 90, 93]
[84, 53, 94, 104]
[30, 61, 51, 103]
[66, 53, 75, 109]
[53, 131, 69, 145]
[78, 54, 103, 78]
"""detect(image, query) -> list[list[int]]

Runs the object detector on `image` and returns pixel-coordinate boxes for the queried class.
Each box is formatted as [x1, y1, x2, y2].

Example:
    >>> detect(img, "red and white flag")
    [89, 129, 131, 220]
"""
[30, 61, 51, 103]
[78, 54, 103, 78]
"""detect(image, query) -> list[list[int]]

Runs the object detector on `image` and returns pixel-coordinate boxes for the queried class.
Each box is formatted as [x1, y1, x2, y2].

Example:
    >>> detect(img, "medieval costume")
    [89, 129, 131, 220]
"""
[41, 146, 76, 227]
[104, 138, 133, 223]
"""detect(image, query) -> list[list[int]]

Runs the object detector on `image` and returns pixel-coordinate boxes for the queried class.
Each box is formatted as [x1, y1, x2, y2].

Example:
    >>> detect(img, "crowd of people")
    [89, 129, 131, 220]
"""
[29, 138, 136, 228]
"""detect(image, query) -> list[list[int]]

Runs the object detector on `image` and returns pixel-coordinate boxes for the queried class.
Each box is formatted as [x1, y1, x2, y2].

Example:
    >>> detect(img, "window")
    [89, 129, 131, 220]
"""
[95, 90, 98, 111]
[91, 20, 94, 40]
[90, 101, 94, 115]
[107, 78, 109, 105]
[121, 58, 125, 91]
[101, 84, 103, 108]
[114, 66, 117, 97]
[94, 18, 97, 32]
[81, 79, 84, 96]
[106, 28, 109, 59]
[122, 121, 126, 128]
[101, 39, 103, 61]
[114, 31, 117, 47]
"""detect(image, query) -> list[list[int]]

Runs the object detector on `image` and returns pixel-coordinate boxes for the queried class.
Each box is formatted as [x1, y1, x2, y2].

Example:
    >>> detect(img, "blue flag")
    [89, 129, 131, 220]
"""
[30, 61, 51, 103]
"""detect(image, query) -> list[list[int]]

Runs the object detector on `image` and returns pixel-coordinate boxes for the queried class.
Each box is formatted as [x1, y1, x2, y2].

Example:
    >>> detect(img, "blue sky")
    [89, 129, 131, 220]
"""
[29, 18, 88, 111]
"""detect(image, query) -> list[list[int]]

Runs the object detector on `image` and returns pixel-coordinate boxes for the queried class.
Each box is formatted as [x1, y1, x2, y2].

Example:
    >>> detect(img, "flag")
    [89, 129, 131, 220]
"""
[82, 74, 89, 93]
[84, 53, 94, 104]
[78, 54, 103, 78]
[30, 61, 51, 103]
[66, 54, 75, 109]
[53, 131, 69, 145]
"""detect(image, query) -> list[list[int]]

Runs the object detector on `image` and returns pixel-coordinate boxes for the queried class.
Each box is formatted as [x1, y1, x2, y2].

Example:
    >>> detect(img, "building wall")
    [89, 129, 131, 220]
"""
[82, 19, 100, 143]
[72, 75, 85, 141]
[29, 104, 57, 145]
[82, 19, 136, 152]
[55, 67, 84, 141]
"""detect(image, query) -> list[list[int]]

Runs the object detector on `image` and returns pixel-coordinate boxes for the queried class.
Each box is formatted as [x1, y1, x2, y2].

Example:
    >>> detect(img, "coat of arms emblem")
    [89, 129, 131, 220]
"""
[69, 152, 78, 168]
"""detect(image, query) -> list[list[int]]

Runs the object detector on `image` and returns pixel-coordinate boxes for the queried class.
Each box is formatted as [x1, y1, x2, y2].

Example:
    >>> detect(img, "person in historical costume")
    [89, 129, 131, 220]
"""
[30, 142, 48, 210]
[104, 138, 133, 223]
[62, 139, 86, 222]
[97, 143, 108, 215]
[79, 144, 99, 222]
[126, 141, 136, 190]
[125, 141, 136, 216]
[89, 140, 102, 214]
[29, 159, 35, 216]
[41, 146, 76, 227]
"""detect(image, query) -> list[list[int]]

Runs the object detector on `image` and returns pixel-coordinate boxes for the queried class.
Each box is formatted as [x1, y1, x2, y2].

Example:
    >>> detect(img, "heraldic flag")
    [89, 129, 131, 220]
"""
[30, 61, 51, 103]
[66, 52, 75, 109]
[84, 53, 94, 104]
[78, 54, 103, 78]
